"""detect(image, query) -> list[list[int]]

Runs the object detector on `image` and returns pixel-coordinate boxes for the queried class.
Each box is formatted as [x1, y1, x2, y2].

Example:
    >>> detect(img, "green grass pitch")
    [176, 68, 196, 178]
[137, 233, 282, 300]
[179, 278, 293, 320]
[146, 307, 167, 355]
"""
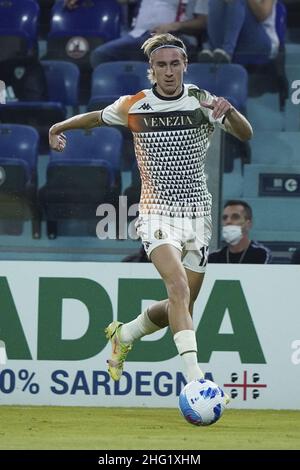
[0, 406, 299, 450]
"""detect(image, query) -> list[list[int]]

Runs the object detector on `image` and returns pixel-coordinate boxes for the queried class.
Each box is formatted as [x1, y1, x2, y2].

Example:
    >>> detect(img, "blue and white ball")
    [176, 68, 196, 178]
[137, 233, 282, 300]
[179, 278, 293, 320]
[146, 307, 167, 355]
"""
[179, 379, 227, 426]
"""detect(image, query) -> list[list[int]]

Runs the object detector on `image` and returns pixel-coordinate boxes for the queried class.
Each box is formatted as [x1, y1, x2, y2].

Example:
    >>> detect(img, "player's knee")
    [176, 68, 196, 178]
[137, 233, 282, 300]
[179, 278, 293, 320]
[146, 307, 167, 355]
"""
[167, 276, 190, 306]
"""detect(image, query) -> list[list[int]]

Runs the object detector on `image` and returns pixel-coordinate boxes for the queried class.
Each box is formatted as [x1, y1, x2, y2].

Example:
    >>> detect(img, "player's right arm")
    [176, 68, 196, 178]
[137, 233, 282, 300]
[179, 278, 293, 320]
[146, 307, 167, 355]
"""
[49, 110, 104, 152]
[49, 95, 130, 152]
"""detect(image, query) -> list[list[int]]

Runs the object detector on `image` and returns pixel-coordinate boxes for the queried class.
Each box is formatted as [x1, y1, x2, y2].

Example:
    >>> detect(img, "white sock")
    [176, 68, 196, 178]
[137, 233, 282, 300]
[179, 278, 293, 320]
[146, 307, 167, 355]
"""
[173, 329, 204, 382]
[119, 310, 162, 343]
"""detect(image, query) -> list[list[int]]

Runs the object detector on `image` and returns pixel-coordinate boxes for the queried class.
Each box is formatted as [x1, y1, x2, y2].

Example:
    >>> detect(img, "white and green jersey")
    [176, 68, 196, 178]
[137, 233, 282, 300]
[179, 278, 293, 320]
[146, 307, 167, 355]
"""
[101, 84, 226, 218]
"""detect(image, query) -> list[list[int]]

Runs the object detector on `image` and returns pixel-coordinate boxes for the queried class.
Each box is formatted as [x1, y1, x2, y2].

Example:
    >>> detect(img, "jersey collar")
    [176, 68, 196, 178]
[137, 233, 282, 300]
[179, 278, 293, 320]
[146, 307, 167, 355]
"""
[152, 84, 185, 101]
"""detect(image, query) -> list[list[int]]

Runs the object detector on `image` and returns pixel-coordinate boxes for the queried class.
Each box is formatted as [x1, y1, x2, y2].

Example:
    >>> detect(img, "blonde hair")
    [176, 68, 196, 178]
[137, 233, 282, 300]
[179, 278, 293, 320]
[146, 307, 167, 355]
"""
[141, 34, 188, 84]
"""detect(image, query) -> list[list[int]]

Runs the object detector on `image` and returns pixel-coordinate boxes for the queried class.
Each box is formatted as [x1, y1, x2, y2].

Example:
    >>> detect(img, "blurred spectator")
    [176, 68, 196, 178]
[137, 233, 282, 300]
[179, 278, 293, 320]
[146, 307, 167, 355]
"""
[198, 0, 278, 64]
[63, 0, 137, 7]
[0, 57, 47, 101]
[291, 249, 300, 264]
[90, 0, 208, 67]
[209, 200, 272, 264]
[63, 0, 79, 9]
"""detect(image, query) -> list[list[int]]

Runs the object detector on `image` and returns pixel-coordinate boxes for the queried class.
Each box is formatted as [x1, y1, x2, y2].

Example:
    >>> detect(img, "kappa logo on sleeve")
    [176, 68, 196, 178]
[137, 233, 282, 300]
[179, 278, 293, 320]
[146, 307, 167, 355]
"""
[138, 103, 153, 111]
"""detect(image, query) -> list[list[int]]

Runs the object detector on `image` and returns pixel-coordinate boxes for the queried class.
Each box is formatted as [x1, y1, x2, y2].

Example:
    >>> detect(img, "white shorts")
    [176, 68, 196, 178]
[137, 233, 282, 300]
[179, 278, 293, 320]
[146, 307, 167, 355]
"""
[135, 214, 212, 273]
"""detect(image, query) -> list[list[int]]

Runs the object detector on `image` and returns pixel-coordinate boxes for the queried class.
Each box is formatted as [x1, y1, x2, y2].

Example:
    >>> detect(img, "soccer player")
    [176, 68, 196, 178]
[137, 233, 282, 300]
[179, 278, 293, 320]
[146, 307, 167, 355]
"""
[49, 33, 253, 384]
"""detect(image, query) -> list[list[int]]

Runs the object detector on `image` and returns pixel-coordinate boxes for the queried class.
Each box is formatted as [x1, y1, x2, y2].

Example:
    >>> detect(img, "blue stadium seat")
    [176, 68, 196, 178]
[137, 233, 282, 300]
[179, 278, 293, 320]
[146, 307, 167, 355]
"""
[0, 60, 80, 152]
[50, 0, 121, 40]
[0, 0, 39, 61]
[41, 60, 80, 106]
[47, 0, 121, 68]
[186, 63, 248, 110]
[0, 124, 41, 237]
[88, 61, 149, 110]
[92, 127, 122, 178]
[39, 127, 123, 238]
[48, 127, 122, 184]
[216, 64, 248, 111]
[88, 61, 149, 170]
[185, 64, 216, 95]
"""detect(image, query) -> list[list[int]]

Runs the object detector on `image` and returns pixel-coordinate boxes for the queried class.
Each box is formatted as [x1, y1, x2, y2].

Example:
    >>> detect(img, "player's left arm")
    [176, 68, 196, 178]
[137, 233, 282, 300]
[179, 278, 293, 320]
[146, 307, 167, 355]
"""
[223, 106, 253, 141]
[201, 97, 253, 141]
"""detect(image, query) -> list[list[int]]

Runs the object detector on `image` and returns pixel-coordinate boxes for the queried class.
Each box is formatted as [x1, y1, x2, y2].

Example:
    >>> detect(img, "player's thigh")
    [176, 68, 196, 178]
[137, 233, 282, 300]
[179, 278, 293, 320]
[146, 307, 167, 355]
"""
[135, 214, 183, 273]
[150, 243, 187, 283]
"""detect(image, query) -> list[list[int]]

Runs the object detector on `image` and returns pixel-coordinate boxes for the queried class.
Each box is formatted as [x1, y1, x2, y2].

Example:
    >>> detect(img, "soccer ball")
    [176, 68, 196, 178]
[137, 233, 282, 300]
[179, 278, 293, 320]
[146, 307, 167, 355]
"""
[179, 379, 227, 426]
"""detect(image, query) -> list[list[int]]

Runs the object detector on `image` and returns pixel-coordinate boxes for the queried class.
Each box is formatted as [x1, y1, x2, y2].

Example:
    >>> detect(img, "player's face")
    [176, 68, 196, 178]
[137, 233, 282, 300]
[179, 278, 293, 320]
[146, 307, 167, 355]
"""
[222, 205, 252, 232]
[150, 48, 187, 97]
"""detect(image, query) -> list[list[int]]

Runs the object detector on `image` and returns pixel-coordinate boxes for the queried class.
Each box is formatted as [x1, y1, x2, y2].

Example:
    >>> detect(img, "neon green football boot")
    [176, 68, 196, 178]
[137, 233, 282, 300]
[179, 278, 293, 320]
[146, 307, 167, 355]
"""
[104, 321, 132, 381]
[224, 392, 230, 406]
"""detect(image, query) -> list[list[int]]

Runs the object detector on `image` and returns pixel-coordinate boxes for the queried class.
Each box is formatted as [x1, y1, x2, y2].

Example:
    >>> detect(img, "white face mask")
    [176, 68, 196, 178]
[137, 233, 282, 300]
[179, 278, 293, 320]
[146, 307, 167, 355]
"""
[222, 225, 243, 245]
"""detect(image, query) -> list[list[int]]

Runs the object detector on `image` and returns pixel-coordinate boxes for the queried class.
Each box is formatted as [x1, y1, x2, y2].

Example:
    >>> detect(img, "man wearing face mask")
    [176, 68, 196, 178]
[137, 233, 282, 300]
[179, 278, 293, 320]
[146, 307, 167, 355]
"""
[208, 200, 272, 263]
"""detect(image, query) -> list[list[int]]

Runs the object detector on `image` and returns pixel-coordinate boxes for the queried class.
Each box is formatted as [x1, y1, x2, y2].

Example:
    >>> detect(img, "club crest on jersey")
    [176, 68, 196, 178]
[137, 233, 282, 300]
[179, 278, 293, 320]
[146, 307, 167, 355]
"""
[154, 229, 167, 240]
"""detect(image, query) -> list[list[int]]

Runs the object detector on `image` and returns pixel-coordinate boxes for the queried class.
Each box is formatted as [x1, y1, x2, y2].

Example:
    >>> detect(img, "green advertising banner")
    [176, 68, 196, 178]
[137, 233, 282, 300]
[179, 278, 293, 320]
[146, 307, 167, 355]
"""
[0, 262, 299, 409]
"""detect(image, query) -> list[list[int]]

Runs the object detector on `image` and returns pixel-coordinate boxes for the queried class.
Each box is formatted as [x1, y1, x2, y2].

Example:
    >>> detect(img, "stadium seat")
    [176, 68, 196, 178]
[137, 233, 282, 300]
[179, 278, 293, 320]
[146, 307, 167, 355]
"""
[0, 60, 80, 153]
[88, 61, 149, 110]
[41, 60, 79, 106]
[216, 64, 248, 111]
[47, 0, 122, 102]
[39, 127, 123, 238]
[186, 63, 248, 111]
[185, 64, 216, 95]
[47, 0, 121, 68]
[88, 61, 149, 170]
[250, 131, 300, 166]
[0, 124, 41, 238]
[236, 197, 300, 242]
[0, 0, 40, 61]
